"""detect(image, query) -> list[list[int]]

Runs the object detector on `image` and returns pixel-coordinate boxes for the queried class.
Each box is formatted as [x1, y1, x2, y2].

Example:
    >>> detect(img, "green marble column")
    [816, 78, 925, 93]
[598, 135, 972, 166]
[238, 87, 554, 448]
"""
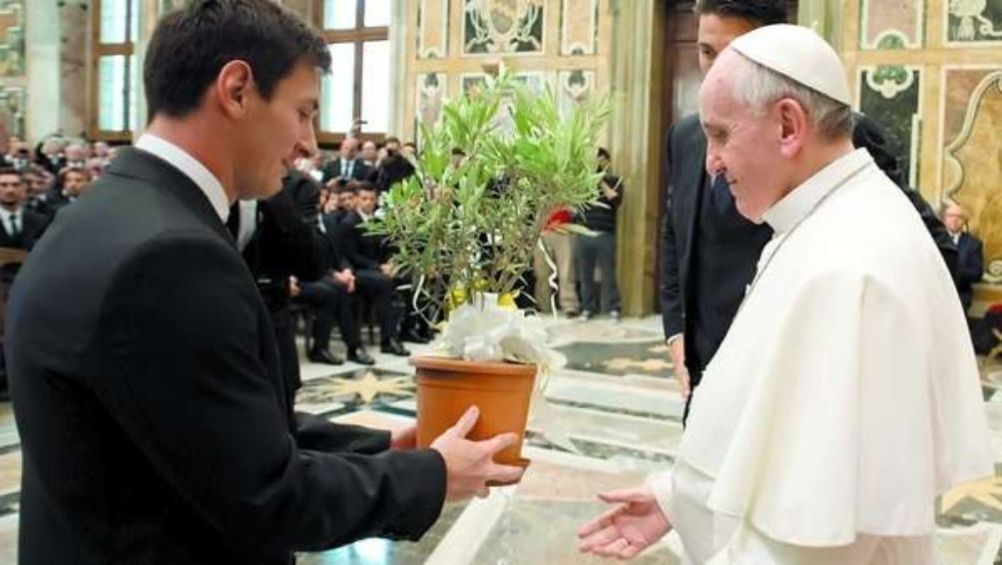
[797, 0, 844, 50]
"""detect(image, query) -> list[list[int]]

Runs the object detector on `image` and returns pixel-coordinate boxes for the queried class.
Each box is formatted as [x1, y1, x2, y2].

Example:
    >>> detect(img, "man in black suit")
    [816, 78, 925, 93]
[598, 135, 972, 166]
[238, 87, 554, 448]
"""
[6, 2, 522, 563]
[0, 168, 49, 398]
[344, 181, 411, 355]
[232, 168, 333, 400]
[0, 168, 49, 256]
[660, 0, 957, 424]
[321, 137, 372, 184]
[44, 165, 90, 215]
[296, 180, 378, 366]
[943, 203, 984, 312]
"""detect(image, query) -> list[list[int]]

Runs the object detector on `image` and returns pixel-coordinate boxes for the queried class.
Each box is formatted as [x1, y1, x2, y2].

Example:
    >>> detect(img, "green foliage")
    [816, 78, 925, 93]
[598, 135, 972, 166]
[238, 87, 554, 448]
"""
[366, 71, 611, 318]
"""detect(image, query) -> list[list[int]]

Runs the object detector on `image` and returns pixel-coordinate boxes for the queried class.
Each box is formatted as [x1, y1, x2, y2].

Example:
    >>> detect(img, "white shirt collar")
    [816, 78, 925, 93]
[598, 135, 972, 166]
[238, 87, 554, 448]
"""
[0, 207, 21, 222]
[762, 148, 873, 234]
[135, 134, 230, 222]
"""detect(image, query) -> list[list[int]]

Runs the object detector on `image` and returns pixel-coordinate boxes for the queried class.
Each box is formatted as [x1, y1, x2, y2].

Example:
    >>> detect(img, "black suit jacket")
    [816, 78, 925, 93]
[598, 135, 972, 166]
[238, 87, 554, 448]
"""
[957, 232, 984, 311]
[343, 211, 386, 271]
[320, 211, 353, 273]
[0, 208, 49, 284]
[321, 158, 373, 185]
[660, 112, 957, 377]
[6, 148, 446, 565]
[240, 170, 326, 312]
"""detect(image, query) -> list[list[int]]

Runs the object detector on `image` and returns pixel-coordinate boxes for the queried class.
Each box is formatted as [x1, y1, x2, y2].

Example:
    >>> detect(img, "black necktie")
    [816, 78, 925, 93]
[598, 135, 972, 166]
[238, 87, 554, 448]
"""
[9, 214, 19, 237]
[226, 203, 240, 241]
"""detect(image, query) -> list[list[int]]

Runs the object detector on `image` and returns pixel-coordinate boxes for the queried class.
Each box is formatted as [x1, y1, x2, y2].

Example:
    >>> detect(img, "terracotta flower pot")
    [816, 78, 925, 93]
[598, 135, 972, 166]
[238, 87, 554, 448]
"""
[410, 355, 536, 471]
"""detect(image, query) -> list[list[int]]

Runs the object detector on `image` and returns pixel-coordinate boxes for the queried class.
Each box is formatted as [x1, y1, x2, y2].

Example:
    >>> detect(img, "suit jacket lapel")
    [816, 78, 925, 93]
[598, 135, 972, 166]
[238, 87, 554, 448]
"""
[680, 124, 707, 301]
[106, 148, 234, 246]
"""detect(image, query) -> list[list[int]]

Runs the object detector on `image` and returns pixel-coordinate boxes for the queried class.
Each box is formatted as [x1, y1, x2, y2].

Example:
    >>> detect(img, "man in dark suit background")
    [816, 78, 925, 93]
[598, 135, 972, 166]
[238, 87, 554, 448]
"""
[0, 168, 49, 256]
[321, 137, 373, 184]
[0, 168, 49, 399]
[44, 165, 91, 216]
[660, 0, 957, 425]
[943, 202, 984, 313]
[5, 2, 522, 563]
[344, 181, 411, 355]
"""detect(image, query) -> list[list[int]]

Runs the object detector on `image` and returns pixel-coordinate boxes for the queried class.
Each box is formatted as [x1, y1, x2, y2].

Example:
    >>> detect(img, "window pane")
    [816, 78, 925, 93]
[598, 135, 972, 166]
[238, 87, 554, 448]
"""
[364, 0, 391, 27]
[360, 41, 389, 133]
[320, 43, 356, 133]
[98, 55, 130, 131]
[100, 0, 140, 43]
[323, 0, 357, 30]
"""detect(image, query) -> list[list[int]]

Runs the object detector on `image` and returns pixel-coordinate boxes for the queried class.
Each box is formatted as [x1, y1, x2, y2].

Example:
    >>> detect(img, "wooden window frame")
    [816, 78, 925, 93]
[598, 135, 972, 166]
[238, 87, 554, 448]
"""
[88, 0, 137, 143]
[312, 0, 390, 147]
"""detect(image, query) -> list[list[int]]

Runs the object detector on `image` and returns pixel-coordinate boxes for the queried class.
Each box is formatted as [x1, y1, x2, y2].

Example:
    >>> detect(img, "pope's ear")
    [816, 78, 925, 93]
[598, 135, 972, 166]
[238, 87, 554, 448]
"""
[775, 97, 809, 159]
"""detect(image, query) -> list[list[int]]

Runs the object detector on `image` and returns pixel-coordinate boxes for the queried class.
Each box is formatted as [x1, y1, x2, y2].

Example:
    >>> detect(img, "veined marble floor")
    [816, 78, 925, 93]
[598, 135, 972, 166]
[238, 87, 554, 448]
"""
[0, 316, 1001, 563]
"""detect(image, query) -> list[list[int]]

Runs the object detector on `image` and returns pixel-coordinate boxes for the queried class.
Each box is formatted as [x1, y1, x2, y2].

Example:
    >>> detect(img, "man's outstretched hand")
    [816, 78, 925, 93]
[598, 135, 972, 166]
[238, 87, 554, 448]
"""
[578, 487, 671, 560]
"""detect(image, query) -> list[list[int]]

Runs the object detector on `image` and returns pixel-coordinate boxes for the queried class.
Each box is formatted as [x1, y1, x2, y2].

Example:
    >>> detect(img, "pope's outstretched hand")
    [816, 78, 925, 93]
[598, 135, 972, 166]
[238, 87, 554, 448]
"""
[577, 487, 671, 560]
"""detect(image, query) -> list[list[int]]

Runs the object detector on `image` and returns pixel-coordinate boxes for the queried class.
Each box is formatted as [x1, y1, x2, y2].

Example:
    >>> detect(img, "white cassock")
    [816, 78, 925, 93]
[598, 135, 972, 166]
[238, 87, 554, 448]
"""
[649, 148, 994, 564]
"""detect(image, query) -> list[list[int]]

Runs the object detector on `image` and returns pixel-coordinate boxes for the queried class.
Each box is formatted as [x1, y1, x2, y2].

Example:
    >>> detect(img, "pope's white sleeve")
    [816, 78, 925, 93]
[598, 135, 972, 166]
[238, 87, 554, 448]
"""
[645, 470, 674, 517]
[704, 521, 935, 565]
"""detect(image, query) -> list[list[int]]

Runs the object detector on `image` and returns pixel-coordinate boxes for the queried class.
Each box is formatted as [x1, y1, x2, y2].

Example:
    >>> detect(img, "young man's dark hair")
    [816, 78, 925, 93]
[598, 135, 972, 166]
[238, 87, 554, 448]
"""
[597, 147, 611, 160]
[0, 167, 24, 181]
[693, 0, 787, 26]
[57, 165, 89, 184]
[342, 180, 362, 194]
[145, 0, 331, 120]
[356, 180, 378, 194]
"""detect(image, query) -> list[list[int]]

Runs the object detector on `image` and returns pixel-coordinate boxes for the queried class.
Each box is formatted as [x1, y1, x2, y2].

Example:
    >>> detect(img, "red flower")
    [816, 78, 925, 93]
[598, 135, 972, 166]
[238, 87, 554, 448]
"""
[544, 207, 574, 232]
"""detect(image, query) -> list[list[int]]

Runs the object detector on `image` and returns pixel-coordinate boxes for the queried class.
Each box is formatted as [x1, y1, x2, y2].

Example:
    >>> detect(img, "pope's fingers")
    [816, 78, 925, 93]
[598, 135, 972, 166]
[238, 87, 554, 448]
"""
[597, 487, 649, 504]
[578, 523, 623, 553]
[578, 505, 625, 538]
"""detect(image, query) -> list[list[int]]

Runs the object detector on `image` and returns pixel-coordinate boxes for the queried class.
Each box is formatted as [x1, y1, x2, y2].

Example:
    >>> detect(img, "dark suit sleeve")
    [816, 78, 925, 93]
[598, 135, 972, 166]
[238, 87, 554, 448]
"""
[295, 412, 391, 454]
[344, 216, 382, 271]
[660, 126, 684, 339]
[89, 234, 446, 553]
[264, 183, 325, 283]
[959, 237, 984, 287]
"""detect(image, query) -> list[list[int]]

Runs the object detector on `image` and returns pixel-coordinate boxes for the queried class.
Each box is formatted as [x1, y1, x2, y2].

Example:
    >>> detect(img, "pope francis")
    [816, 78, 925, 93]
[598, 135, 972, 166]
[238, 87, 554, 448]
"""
[578, 24, 993, 564]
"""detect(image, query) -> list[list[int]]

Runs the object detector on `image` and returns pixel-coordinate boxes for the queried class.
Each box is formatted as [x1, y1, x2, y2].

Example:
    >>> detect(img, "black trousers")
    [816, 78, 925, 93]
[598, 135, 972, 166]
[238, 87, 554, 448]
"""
[297, 279, 361, 350]
[575, 232, 621, 314]
[354, 269, 402, 343]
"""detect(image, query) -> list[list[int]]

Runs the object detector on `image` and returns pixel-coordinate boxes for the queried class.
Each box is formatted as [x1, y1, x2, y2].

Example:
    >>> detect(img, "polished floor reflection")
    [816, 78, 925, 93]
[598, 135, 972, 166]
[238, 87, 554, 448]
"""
[0, 316, 1000, 563]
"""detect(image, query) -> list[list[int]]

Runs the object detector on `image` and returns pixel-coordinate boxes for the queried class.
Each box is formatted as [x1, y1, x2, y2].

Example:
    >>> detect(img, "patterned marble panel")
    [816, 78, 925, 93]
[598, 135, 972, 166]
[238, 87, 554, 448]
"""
[860, 0, 923, 50]
[295, 368, 415, 416]
[0, 0, 23, 78]
[858, 66, 922, 187]
[414, 72, 445, 141]
[557, 69, 595, 118]
[463, 0, 544, 55]
[60, 1, 87, 138]
[560, 0, 598, 55]
[417, 0, 448, 59]
[942, 70, 1002, 273]
[0, 85, 25, 139]
[946, 0, 1002, 45]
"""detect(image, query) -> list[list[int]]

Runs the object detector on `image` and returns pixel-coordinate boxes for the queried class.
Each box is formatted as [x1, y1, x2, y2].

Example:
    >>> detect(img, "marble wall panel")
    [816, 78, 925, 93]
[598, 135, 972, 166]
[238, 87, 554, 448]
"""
[59, 2, 88, 138]
[560, 0, 598, 55]
[860, 0, 923, 49]
[859, 66, 922, 187]
[558, 69, 595, 117]
[946, 0, 1002, 44]
[463, 0, 544, 55]
[0, 85, 23, 138]
[414, 72, 445, 142]
[0, 0, 24, 78]
[417, 0, 448, 59]
[941, 70, 1002, 273]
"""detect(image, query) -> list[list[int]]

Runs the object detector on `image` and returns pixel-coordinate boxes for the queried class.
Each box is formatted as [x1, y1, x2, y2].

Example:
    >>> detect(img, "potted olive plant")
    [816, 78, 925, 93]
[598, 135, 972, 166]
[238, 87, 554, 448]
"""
[367, 71, 610, 472]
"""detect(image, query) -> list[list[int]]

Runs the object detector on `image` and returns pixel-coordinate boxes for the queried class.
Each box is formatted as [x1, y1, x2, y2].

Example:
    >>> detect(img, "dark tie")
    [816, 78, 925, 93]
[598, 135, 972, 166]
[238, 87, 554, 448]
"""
[9, 214, 19, 237]
[226, 203, 240, 241]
